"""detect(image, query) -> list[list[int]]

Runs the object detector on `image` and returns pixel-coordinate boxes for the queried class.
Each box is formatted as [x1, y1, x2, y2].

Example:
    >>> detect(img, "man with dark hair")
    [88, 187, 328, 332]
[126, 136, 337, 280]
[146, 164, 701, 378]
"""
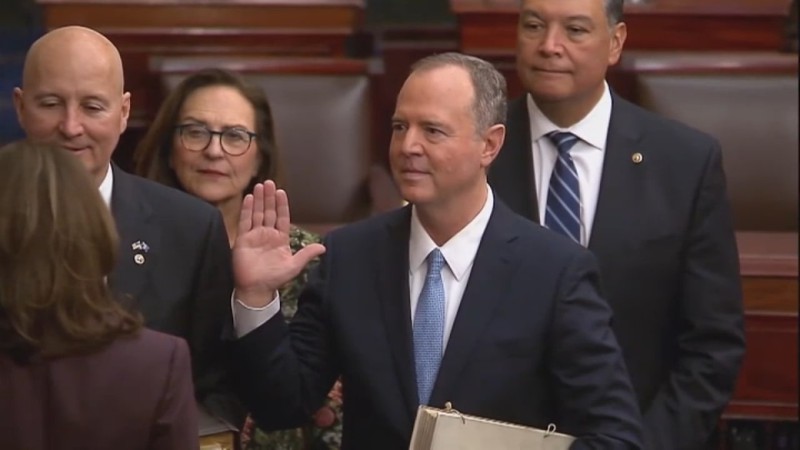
[489, 0, 745, 448]
[229, 52, 643, 450]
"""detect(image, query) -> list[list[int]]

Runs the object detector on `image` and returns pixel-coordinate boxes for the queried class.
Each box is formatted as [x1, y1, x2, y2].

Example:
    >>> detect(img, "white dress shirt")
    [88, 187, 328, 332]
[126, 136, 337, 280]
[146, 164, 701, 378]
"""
[527, 82, 612, 245]
[408, 186, 493, 349]
[98, 164, 113, 207]
[233, 186, 495, 341]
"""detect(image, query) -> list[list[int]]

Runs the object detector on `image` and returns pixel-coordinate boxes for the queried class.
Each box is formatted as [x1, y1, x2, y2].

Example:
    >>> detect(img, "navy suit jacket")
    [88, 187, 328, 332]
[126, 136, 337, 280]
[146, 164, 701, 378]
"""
[489, 95, 745, 449]
[108, 166, 238, 422]
[234, 198, 643, 449]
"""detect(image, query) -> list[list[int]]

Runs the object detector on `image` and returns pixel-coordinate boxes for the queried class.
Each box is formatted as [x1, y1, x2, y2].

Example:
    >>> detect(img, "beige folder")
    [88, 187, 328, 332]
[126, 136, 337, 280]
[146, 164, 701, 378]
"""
[409, 403, 575, 450]
[197, 405, 237, 450]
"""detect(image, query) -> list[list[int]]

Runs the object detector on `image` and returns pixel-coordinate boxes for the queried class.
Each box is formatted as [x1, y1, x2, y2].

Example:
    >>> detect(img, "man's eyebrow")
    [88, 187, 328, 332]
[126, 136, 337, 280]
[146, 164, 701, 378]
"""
[419, 120, 447, 129]
[32, 92, 59, 100]
[566, 15, 594, 24]
[82, 95, 111, 105]
[520, 10, 594, 24]
[520, 10, 543, 20]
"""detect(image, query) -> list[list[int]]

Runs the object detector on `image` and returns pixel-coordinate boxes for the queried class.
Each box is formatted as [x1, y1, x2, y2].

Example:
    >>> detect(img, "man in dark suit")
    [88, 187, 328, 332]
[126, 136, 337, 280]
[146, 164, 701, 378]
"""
[230, 52, 643, 449]
[12, 25, 236, 420]
[488, 0, 745, 448]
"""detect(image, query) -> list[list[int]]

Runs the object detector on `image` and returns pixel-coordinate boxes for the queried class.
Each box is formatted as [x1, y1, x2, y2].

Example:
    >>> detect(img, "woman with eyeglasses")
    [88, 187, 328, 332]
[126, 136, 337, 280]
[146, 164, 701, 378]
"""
[134, 68, 342, 450]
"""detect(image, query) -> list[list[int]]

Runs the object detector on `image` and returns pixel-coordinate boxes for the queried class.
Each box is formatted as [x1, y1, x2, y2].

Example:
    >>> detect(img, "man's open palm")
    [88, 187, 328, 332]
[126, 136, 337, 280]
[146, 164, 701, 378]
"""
[232, 181, 325, 307]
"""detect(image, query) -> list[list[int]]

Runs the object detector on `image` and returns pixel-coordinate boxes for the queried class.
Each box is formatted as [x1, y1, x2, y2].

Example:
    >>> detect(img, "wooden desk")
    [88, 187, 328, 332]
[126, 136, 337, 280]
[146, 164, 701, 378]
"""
[725, 232, 798, 421]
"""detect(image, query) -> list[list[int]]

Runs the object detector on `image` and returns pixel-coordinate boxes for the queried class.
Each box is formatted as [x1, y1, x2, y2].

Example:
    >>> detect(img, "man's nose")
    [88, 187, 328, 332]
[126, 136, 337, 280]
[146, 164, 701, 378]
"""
[539, 27, 564, 56]
[58, 108, 84, 137]
[398, 128, 424, 155]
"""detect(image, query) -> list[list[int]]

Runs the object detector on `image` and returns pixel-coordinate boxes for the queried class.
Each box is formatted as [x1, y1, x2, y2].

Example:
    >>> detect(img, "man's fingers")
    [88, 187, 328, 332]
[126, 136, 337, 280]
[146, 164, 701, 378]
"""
[275, 189, 291, 234]
[238, 193, 254, 237]
[263, 180, 277, 229]
[251, 183, 265, 229]
[294, 243, 327, 269]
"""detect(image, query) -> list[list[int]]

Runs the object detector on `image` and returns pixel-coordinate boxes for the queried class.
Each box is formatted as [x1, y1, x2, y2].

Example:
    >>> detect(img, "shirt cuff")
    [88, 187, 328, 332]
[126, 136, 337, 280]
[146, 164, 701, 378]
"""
[231, 291, 281, 338]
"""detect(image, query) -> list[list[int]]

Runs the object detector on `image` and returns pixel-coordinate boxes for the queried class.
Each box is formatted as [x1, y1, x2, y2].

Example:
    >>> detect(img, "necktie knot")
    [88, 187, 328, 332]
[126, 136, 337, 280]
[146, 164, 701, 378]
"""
[547, 131, 579, 155]
[426, 249, 445, 277]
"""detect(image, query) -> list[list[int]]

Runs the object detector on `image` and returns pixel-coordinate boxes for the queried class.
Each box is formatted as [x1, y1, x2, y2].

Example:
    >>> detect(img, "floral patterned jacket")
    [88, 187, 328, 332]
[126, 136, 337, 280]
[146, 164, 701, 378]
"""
[244, 226, 343, 450]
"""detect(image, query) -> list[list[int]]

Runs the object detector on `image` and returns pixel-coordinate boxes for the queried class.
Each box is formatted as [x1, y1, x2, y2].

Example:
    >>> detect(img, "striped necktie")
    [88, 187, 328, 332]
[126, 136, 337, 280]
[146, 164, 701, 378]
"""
[545, 131, 582, 243]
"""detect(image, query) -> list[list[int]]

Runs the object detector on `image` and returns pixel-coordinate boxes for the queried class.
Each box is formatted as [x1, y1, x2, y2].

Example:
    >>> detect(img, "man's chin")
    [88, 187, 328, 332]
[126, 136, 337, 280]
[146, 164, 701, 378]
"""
[64, 150, 103, 176]
[526, 87, 574, 104]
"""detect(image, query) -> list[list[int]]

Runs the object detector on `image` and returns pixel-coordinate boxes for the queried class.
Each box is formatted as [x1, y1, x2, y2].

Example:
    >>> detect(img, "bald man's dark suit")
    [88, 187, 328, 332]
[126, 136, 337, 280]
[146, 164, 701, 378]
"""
[108, 166, 237, 421]
[489, 94, 745, 449]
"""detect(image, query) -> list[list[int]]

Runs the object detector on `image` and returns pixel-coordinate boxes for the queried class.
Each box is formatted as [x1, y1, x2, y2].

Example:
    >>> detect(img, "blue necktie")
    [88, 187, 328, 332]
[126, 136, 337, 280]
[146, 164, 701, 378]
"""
[413, 248, 446, 405]
[545, 131, 582, 243]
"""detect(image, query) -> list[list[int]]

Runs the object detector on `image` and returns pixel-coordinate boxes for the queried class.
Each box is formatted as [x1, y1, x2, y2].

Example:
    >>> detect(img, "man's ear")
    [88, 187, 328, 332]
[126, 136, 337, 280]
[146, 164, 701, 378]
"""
[120, 91, 131, 133]
[608, 22, 627, 66]
[481, 123, 506, 168]
[13, 87, 25, 129]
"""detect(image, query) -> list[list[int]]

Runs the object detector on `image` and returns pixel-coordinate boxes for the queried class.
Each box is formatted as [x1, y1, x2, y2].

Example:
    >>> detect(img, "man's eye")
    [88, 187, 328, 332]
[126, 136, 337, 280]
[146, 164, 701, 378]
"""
[522, 22, 543, 31]
[391, 123, 407, 132]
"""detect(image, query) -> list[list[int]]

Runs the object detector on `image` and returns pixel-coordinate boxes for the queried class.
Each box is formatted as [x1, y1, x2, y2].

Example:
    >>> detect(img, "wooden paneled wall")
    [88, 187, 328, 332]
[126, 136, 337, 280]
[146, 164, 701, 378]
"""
[38, 0, 365, 126]
[452, 0, 793, 53]
[36, 0, 368, 170]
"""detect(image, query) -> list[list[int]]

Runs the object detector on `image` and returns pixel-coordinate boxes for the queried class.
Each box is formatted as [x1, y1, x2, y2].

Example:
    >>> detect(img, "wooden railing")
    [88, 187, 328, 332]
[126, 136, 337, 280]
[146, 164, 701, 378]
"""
[728, 232, 798, 421]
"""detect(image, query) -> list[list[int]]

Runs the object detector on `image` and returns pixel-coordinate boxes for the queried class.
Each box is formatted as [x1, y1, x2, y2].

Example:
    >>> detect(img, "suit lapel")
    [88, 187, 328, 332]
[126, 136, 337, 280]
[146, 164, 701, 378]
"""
[429, 200, 517, 406]
[496, 96, 540, 221]
[108, 166, 160, 310]
[589, 94, 646, 256]
[376, 207, 418, 422]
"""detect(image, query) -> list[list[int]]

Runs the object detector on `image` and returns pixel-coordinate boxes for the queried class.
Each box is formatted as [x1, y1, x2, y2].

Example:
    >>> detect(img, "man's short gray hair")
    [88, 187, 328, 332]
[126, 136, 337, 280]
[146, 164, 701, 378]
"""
[516, 0, 624, 27]
[605, 0, 624, 26]
[410, 52, 507, 133]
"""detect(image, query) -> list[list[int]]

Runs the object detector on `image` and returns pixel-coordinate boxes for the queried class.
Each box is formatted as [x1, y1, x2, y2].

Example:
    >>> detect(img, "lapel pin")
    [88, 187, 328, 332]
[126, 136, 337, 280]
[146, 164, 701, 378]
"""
[632, 152, 643, 164]
[131, 240, 150, 253]
[134, 254, 145, 265]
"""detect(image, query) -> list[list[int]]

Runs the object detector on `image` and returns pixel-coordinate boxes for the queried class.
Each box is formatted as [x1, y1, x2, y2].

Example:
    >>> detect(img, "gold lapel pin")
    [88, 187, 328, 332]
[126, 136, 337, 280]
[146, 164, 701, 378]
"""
[134, 254, 145, 265]
[632, 152, 643, 164]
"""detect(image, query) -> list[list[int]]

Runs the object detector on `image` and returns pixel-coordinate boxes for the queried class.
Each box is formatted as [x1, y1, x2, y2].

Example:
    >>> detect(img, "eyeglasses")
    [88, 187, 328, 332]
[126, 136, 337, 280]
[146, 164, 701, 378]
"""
[175, 124, 256, 156]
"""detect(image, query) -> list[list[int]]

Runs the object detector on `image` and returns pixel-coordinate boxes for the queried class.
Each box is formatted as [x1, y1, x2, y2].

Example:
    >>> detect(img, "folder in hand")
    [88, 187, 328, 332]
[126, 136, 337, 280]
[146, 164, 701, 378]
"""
[409, 403, 575, 450]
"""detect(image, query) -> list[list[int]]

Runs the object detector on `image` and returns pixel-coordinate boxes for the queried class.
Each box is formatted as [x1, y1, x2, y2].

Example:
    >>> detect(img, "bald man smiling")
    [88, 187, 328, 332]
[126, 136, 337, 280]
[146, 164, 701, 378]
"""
[13, 26, 242, 425]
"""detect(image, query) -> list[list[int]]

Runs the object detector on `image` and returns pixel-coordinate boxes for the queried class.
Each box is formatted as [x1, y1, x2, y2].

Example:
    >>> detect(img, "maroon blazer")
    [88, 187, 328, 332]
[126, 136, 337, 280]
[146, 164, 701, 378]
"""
[0, 329, 199, 450]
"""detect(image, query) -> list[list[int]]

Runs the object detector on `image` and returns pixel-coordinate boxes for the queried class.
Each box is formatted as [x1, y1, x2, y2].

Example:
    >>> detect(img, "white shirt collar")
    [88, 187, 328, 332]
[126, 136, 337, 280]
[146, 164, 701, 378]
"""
[408, 185, 494, 282]
[526, 81, 612, 151]
[98, 164, 113, 207]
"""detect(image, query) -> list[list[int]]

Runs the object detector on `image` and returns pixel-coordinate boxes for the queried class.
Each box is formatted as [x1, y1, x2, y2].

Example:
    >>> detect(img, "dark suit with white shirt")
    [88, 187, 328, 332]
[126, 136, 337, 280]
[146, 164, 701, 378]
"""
[232, 194, 643, 450]
[108, 165, 238, 422]
[489, 94, 745, 449]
